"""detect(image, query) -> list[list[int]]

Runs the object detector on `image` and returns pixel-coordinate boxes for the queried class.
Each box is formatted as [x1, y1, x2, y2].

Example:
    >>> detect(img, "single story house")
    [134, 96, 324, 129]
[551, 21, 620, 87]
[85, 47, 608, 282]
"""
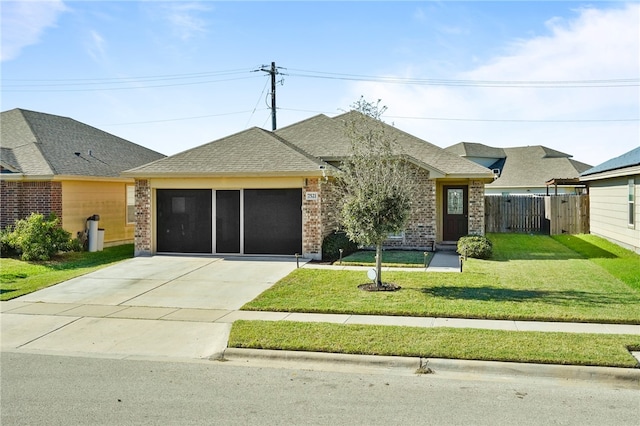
[0, 108, 166, 246]
[445, 142, 591, 195]
[123, 112, 494, 259]
[580, 146, 640, 254]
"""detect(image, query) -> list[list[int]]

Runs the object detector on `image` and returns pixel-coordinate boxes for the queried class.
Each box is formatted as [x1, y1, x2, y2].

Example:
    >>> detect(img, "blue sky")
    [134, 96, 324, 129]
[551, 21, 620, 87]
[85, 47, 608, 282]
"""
[2, 1, 639, 167]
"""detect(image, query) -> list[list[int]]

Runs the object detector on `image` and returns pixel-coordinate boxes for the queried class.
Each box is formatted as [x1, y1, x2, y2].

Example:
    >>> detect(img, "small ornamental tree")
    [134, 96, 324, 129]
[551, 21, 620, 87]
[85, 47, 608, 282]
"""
[337, 98, 415, 288]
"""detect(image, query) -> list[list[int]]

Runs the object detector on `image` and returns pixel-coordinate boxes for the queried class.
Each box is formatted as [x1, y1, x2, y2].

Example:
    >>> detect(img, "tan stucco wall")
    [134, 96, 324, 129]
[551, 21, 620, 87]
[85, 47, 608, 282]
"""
[61, 180, 134, 245]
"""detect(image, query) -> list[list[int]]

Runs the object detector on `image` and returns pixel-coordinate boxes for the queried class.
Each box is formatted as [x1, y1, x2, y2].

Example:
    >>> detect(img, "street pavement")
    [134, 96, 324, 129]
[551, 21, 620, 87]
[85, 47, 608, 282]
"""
[1, 252, 639, 386]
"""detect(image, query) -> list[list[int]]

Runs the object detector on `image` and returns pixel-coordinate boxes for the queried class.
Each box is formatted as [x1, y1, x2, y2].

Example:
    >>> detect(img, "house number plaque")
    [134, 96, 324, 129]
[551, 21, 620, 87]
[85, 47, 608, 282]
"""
[305, 192, 319, 201]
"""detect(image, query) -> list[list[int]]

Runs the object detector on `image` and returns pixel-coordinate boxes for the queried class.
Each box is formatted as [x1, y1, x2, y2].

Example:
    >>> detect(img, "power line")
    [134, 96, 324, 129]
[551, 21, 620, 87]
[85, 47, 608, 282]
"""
[2, 75, 261, 92]
[278, 107, 639, 123]
[101, 109, 267, 126]
[287, 68, 639, 88]
[2, 68, 253, 83]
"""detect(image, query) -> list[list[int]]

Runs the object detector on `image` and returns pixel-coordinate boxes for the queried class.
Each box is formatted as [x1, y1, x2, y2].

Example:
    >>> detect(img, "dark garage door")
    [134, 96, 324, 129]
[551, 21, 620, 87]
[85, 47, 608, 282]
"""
[244, 189, 302, 255]
[157, 189, 212, 253]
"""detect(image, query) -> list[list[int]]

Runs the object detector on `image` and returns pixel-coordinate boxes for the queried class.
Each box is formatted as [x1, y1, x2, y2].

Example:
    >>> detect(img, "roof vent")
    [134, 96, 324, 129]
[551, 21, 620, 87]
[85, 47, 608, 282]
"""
[74, 152, 81, 157]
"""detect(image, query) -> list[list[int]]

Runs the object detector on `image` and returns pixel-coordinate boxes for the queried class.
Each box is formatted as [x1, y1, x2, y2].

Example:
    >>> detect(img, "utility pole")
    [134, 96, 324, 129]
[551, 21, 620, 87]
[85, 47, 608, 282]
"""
[259, 62, 284, 131]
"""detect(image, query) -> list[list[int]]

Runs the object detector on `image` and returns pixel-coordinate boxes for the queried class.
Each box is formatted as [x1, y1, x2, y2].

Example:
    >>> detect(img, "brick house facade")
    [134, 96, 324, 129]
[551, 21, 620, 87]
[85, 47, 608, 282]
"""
[125, 112, 494, 259]
[0, 180, 63, 228]
[1, 108, 166, 244]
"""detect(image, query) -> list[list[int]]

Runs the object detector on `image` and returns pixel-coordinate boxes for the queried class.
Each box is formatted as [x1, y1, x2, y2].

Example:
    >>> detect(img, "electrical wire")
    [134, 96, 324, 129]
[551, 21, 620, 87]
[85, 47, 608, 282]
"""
[102, 109, 268, 126]
[286, 68, 640, 88]
[278, 107, 639, 123]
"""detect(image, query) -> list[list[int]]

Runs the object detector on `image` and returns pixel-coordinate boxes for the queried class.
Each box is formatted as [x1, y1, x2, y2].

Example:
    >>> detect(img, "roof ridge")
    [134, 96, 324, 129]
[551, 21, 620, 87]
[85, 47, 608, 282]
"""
[270, 131, 330, 168]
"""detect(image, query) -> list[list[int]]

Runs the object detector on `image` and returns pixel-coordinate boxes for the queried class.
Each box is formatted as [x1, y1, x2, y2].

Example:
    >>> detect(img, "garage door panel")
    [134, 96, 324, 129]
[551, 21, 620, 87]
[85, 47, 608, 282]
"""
[244, 189, 302, 255]
[157, 189, 212, 253]
[216, 190, 240, 253]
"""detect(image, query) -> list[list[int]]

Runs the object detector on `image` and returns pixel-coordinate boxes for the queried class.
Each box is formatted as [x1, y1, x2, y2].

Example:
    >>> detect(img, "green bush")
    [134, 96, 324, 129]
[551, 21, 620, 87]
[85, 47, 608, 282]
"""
[322, 231, 359, 261]
[457, 235, 493, 259]
[4, 213, 72, 261]
[0, 227, 18, 257]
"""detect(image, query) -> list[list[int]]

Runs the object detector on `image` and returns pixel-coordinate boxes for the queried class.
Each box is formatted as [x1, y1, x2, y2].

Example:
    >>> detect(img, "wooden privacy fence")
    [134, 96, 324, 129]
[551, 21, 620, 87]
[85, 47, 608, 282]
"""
[544, 194, 590, 235]
[484, 195, 589, 235]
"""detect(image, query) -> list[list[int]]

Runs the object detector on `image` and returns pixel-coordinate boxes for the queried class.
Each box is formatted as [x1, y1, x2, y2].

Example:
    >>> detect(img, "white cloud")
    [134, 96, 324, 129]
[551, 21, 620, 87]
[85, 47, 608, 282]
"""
[159, 1, 212, 41]
[1, 0, 68, 61]
[85, 30, 107, 62]
[345, 4, 640, 166]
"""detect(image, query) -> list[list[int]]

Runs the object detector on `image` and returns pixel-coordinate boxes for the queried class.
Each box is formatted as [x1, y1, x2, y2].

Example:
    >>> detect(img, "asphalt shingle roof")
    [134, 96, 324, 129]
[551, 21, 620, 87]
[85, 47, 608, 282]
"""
[491, 146, 591, 188]
[581, 146, 640, 177]
[1, 109, 166, 178]
[445, 142, 505, 159]
[124, 127, 331, 177]
[125, 111, 492, 178]
[276, 112, 492, 177]
[445, 142, 592, 188]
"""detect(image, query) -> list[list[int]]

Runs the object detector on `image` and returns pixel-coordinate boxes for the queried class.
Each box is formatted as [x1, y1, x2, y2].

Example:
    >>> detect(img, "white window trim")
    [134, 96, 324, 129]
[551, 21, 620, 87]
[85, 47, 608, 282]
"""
[126, 185, 136, 224]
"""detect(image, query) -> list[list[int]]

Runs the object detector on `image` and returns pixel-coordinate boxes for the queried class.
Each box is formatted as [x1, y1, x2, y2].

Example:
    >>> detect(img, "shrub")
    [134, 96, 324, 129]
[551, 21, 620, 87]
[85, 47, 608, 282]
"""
[5, 213, 72, 261]
[457, 235, 493, 259]
[0, 227, 18, 257]
[322, 231, 359, 261]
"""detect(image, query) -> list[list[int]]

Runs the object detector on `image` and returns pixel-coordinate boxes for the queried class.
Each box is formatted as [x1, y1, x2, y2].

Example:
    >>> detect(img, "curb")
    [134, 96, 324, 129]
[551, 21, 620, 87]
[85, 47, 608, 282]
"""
[221, 348, 640, 389]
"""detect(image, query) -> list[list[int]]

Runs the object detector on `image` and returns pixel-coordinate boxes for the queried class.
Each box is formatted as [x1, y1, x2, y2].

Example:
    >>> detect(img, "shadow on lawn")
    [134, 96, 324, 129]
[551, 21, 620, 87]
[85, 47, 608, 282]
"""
[552, 236, 620, 260]
[421, 286, 640, 306]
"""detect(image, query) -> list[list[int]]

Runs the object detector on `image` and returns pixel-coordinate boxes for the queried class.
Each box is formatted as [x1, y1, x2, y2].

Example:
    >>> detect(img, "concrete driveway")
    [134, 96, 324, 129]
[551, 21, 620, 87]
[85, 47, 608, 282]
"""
[1, 256, 301, 360]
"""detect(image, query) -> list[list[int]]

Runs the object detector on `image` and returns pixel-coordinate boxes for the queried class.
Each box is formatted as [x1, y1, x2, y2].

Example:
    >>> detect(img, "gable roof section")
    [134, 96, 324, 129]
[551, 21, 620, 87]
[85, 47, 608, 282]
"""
[0, 108, 165, 178]
[276, 112, 492, 178]
[580, 146, 640, 180]
[275, 114, 353, 160]
[124, 127, 331, 177]
[489, 146, 592, 188]
[445, 142, 506, 159]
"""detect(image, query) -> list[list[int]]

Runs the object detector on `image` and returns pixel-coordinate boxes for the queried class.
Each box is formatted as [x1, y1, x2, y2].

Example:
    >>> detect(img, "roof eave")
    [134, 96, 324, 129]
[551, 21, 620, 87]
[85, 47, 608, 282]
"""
[120, 170, 329, 179]
[580, 165, 640, 182]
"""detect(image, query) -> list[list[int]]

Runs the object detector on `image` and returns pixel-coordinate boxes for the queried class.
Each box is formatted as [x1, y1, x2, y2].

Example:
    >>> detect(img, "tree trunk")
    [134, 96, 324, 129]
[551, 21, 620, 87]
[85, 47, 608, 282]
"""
[375, 243, 383, 288]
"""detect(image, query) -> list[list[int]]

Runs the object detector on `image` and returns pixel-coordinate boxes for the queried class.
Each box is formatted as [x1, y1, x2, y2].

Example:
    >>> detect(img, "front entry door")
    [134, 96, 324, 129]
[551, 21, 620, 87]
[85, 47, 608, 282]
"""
[443, 186, 468, 241]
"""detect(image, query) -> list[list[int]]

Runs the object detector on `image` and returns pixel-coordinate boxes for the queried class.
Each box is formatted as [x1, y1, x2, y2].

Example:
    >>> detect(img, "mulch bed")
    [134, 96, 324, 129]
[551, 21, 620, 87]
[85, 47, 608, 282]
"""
[357, 283, 401, 292]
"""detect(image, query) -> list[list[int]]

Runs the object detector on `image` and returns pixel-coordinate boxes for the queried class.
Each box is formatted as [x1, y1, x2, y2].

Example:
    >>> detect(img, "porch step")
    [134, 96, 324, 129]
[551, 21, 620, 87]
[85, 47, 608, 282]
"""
[435, 242, 458, 252]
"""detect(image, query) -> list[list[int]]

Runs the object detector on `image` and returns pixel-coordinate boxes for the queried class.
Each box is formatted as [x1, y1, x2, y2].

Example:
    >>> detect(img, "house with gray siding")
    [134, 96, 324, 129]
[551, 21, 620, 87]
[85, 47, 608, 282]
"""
[580, 146, 640, 254]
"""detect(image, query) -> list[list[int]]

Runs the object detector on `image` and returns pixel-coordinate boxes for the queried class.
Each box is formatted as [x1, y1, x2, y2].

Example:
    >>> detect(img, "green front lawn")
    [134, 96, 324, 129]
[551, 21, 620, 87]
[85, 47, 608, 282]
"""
[229, 320, 640, 368]
[0, 244, 134, 301]
[242, 234, 640, 324]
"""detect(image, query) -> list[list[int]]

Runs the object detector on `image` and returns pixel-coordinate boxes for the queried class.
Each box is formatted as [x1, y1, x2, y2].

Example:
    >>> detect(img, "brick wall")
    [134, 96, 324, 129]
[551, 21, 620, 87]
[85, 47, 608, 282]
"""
[306, 164, 439, 257]
[0, 180, 62, 228]
[302, 177, 342, 260]
[382, 166, 436, 250]
[134, 179, 152, 256]
[302, 178, 322, 258]
[468, 179, 486, 236]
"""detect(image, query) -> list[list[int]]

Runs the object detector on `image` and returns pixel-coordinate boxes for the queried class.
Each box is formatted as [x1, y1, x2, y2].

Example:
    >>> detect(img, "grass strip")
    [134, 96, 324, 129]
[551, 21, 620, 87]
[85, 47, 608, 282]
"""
[340, 250, 432, 268]
[0, 244, 134, 301]
[229, 320, 640, 368]
[552, 234, 640, 291]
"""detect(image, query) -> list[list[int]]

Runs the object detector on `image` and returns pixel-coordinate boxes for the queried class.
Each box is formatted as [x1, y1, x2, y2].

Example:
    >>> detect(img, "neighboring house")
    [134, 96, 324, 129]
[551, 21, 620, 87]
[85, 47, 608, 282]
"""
[445, 142, 591, 195]
[0, 108, 166, 246]
[580, 146, 640, 254]
[123, 112, 494, 259]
